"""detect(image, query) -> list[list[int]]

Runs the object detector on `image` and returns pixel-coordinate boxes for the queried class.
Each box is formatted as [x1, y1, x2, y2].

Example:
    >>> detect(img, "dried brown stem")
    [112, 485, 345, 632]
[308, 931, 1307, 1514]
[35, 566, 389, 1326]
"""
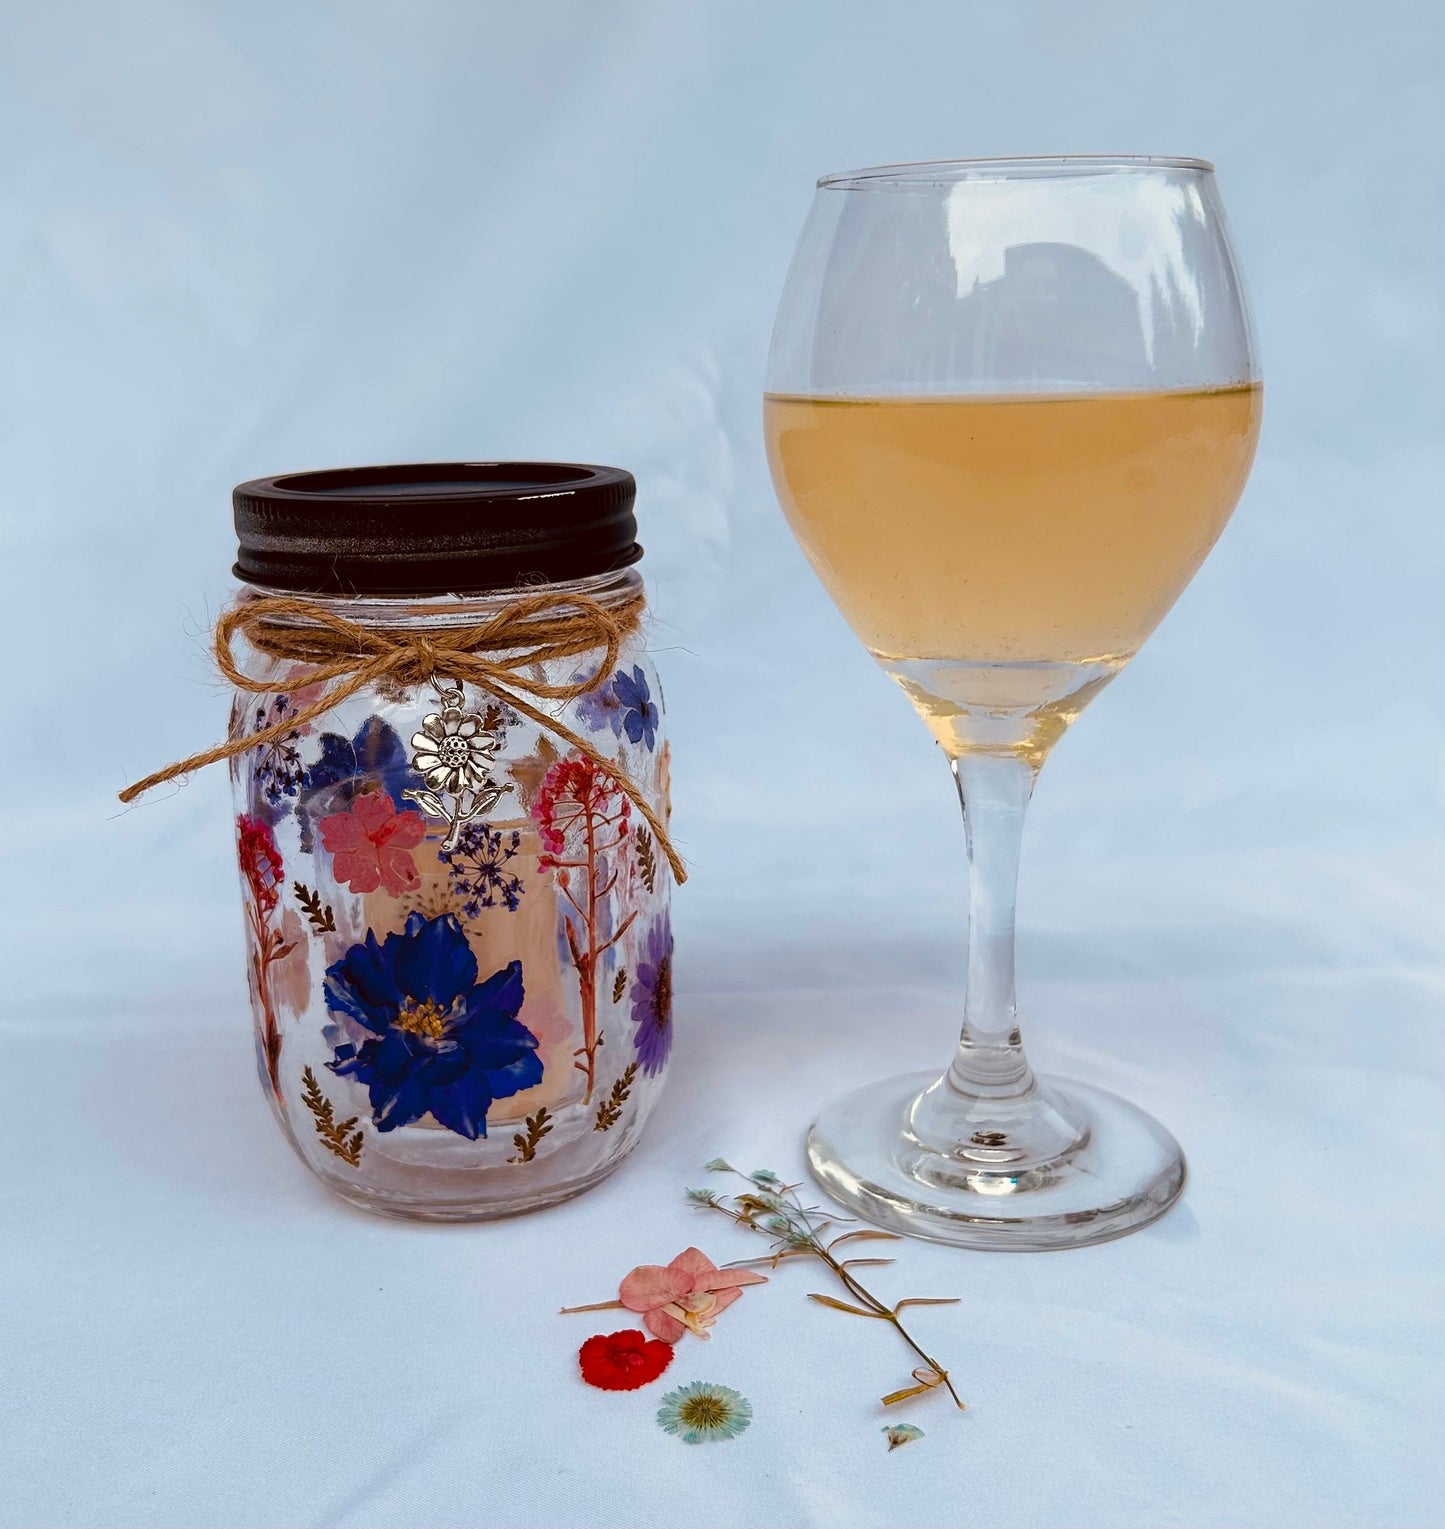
[693, 1172, 965, 1412]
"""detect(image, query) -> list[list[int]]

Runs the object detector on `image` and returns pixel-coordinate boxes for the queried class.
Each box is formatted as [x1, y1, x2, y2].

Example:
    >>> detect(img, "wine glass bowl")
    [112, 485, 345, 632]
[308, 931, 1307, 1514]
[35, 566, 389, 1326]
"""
[764, 156, 1260, 1249]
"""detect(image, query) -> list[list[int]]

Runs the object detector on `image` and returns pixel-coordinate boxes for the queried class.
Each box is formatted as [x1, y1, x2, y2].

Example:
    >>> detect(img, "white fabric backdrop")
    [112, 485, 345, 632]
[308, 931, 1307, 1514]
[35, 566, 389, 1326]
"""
[2, 3, 1442, 1526]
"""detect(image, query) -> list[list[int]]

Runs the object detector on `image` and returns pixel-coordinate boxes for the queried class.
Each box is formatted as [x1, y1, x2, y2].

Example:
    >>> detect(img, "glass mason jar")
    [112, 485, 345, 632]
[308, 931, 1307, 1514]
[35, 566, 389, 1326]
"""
[225, 463, 673, 1220]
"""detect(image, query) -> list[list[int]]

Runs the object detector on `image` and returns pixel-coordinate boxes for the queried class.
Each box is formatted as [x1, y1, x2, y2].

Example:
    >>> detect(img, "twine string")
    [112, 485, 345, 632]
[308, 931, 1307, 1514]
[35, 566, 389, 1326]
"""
[118, 590, 686, 884]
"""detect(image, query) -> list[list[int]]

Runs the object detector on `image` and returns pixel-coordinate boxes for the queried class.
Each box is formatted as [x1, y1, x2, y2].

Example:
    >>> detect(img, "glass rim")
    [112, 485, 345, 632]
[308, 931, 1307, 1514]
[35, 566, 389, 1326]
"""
[817, 154, 1215, 189]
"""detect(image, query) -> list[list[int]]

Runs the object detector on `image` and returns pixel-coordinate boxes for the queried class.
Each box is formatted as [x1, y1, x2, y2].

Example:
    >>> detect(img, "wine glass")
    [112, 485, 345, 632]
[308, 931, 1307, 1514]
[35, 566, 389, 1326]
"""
[764, 156, 1261, 1249]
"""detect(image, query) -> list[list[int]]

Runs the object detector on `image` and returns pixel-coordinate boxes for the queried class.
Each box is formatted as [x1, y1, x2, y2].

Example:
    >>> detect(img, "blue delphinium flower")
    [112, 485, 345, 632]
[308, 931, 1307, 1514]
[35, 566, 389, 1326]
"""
[612, 665, 659, 750]
[296, 717, 415, 850]
[630, 914, 673, 1075]
[324, 911, 541, 1138]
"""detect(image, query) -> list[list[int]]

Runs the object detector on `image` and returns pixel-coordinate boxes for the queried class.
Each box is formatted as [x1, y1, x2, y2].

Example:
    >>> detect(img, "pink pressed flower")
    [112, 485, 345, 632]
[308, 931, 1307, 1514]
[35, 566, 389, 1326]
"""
[619, 1247, 767, 1343]
[318, 792, 426, 896]
[531, 755, 630, 870]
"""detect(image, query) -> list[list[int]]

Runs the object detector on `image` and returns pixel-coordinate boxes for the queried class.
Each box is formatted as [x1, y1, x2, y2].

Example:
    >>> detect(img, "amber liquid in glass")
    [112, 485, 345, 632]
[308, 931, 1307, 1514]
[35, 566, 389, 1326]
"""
[764, 386, 1262, 758]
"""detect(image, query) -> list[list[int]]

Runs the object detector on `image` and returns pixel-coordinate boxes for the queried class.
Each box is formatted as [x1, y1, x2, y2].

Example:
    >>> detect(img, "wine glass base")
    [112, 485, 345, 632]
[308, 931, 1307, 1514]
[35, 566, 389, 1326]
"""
[806, 1071, 1186, 1251]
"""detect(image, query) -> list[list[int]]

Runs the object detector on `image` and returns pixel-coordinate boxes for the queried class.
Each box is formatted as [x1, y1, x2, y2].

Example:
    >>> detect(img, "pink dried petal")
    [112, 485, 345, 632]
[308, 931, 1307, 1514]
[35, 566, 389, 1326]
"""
[619, 1264, 693, 1312]
[643, 1307, 688, 1343]
[318, 810, 366, 854]
[709, 1287, 743, 1317]
[350, 793, 395, 835]
[669, 1247, 720, 1282]
[674, 1291, 718, 1316]
[693, 1267, 769, 1294]
[385, 811, 426, 849]
[377, 844, 421, 897]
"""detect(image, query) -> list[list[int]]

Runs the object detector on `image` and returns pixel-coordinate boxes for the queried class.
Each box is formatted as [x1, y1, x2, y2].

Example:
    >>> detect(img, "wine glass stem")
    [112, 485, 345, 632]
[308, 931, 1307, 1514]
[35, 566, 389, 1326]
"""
[948, 751, 1040, 1100]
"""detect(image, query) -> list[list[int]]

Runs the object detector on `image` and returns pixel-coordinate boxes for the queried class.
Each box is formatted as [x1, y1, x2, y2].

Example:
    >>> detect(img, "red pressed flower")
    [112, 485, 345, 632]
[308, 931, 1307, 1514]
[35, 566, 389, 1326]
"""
[531, 755, 630, 870]
[578, 1328, 674, 1391]
[318, 792, 426, 896]
[237, 814, 283, 916]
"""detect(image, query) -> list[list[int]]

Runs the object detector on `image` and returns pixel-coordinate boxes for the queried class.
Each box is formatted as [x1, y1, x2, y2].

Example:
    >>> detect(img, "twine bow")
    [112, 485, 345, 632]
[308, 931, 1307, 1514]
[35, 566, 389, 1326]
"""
[119, 590, 686, 884]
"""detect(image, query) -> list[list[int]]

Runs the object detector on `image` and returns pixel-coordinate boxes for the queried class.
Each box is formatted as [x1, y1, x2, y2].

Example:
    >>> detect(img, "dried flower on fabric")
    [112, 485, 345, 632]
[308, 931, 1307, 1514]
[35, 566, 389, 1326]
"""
[656, 1382, 752, 1444]
[318, 792, 427, 897]
[619, 1247, 767, 1342]
[883, 1423, 924, 1450]
[577, 1329, 674, 1391]
[687, 1166, 966, 1412]
[560, 1247, 767, 1341]
[324, 912, 540, 1138]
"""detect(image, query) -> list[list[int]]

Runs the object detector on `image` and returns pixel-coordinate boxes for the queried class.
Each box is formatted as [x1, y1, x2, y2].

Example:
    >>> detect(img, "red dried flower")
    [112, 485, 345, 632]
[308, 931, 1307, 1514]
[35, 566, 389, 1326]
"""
[237, 814, 283, 916]
[578, 1328, 674, 1391]
[531, 755, 630, 870]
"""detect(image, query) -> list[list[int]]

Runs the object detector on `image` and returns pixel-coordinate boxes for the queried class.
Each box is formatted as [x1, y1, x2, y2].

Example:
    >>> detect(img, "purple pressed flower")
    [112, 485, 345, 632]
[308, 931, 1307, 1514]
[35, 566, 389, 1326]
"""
[575, 665, 658, 751]
[438, 822, 524, 914]
[612, 665, 659, 751]
[248, 695, 306, 821]
[574, 667, 625, 736]
[630, 915, 673, 1074]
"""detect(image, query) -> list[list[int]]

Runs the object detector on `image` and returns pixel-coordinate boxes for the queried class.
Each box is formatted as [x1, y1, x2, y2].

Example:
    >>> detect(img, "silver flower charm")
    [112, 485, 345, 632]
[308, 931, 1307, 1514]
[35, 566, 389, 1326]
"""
[412, 704, 498, 795]
[403, 686, 512, 851]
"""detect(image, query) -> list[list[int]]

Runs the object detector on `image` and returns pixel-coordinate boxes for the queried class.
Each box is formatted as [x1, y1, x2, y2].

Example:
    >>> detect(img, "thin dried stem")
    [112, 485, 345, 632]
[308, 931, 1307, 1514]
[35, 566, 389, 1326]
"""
[688, 1167, 965, 1412]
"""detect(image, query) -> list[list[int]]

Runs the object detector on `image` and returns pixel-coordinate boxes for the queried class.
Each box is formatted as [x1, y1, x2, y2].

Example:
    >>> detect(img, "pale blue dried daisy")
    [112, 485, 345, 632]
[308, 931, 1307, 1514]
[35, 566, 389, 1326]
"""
[656, 1381, 753, 1444]
[703, 1158, 733, 1173]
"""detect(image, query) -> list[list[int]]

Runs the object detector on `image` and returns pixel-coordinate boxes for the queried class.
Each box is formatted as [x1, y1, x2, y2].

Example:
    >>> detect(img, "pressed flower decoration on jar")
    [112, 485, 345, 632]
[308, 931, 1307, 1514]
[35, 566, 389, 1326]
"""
[121, 462, 684, 1220]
